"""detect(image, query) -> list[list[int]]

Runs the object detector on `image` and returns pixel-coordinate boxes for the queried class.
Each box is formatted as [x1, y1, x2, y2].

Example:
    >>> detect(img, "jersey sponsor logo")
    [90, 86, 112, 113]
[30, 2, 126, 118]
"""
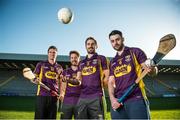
[45, 71, 57, 79]
[114, 64, 131, 77]
[82, 66, 96, 76]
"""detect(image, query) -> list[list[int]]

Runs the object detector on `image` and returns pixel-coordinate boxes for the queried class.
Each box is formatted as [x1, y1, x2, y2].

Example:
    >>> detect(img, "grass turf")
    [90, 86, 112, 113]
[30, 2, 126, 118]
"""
[0, 96, 180, 119]
[1, 110, 180, 119]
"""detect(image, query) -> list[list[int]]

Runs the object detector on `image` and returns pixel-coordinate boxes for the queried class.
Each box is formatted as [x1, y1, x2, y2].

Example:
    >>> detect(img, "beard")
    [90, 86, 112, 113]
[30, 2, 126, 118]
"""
[87, 48, 95, 54]
[113, 44, 124, 51]
[71, 61, 78, 66]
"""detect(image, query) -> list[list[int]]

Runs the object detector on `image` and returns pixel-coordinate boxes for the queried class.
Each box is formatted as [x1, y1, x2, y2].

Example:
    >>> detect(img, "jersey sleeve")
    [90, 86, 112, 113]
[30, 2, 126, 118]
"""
[61, 69, 67, 82]
[33, 62, 42, 77]
[100, 55, 108, 70]
[77, 60, 83, 72]
[57, 64, 63, 75]
[131, 47, 147, 64]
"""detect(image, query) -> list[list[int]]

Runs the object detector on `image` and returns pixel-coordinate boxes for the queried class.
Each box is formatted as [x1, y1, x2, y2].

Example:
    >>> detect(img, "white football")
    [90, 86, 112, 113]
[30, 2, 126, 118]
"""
[57, 7, 73, 24]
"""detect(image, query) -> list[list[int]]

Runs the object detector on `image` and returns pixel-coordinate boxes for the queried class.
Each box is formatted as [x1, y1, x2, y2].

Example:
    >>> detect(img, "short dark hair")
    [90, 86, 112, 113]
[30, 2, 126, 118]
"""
[85, 37, 97, 45]
[69, 50, 80, 57]
[48, 45, 58, 52]
[109, 30, 123, 38]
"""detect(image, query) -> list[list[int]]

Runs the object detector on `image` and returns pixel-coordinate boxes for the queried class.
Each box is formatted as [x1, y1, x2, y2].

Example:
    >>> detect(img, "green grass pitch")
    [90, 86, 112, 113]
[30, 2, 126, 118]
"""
[0, 96, 180, 119]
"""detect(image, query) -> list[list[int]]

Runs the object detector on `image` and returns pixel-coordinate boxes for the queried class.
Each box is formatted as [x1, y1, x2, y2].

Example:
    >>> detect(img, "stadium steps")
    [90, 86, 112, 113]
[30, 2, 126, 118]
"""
[0, 70, 37, 96]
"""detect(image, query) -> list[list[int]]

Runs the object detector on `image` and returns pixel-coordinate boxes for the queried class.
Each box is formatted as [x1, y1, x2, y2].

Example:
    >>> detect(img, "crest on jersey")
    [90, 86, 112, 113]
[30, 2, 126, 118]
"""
[86, 61, 91, 66]
[93, 59, 98, 64]
[50, 67, 54, 71]
[118, 58, 123, 65]
[72, 73, 77, 78]
[125, 55, 131, 62]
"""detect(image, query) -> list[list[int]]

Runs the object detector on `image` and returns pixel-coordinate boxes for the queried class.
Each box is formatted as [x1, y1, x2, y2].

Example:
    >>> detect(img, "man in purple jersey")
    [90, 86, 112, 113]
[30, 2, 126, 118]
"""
[76, 37, 109, 119]
[60, 50, 81, 119]
[33, 46, 63, 119]
[108, 30, 158, 119]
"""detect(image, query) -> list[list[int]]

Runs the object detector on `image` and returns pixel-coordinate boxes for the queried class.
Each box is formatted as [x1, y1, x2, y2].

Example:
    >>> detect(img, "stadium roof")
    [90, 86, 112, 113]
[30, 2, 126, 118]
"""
[0, 53, 69, 61]
[0, 53, 180, 74]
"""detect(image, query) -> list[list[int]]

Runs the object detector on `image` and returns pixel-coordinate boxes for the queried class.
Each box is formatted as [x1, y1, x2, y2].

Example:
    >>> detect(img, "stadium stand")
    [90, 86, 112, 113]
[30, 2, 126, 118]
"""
[144, 74, 180, 97]
[0, 53, 180, 97]
[0, 70, 37, 96]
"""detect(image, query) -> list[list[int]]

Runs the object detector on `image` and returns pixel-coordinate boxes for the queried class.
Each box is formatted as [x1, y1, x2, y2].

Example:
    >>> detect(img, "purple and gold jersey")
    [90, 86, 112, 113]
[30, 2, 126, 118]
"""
[110, 47, 147, 101]
[78, 53, 108, 98]
[63, 67, 81, 105]
[34, 60, 63, 96]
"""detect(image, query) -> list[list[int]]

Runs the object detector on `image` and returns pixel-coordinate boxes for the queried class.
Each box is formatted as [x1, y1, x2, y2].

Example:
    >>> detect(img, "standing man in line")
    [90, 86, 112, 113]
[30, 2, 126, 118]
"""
[76, 37, 109, 119]
[60, 50, 81, 119]
[108, 30, 158, 119]
[33, 45, 63, 119]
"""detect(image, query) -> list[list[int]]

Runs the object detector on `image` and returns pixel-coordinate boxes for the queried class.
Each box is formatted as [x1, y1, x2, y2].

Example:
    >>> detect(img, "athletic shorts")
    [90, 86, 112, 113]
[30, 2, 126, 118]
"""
[34, 96, 58, 119]
[76, 97, 104, 119]
[60, 103, 78, 119]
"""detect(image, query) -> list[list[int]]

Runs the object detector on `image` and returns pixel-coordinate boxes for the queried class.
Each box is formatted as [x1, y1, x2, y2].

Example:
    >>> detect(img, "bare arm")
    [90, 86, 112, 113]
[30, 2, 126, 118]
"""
[102, 69, 109, 88]
[108, 76, 115, 101]
[76, 71, 82, 80]
[59, 79, 67, 101]
[108, 75, 120, 110]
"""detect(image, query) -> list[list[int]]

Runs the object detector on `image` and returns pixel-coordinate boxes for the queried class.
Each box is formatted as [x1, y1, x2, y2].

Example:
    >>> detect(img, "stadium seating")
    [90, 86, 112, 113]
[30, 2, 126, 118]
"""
[0, 70, 179, 97]
[0, 70, 37, 96]
[144, 75, 180, 97]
